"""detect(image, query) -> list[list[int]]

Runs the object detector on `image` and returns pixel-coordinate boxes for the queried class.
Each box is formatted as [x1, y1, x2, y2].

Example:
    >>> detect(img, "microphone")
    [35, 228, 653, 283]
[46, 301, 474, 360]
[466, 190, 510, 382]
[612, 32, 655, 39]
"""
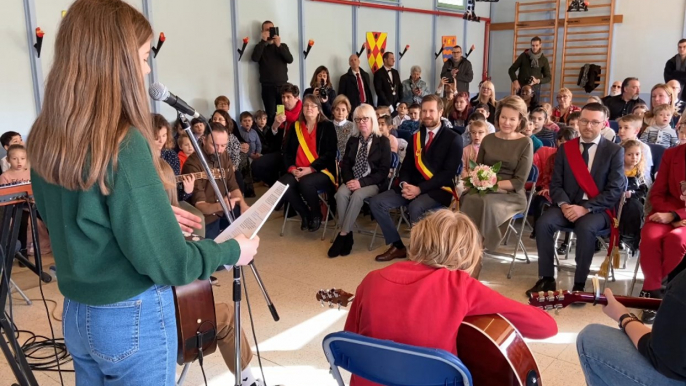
[148, 82, 203, 119]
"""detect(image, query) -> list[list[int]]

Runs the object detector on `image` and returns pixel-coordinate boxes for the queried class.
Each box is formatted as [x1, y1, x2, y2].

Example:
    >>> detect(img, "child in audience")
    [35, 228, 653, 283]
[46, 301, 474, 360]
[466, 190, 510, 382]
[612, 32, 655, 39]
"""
[0, 131, 24, 173]
[376, 106, 392, 121]
[632, 103, 648, 118]
[617, 114, 653, 185]
[397, 103, 421, 141]
[460, 121, 488, 179]
[253, 110, 268, 147]
[640, 104, 678, 148]
[540, 103, 560, 132]
[530, 107, 556, 146]
[392, 102, 410, 128]
[619, 139, 648, 251]
[473, 103, 497, 133]
[520, 118, 543, 153]
[567, 111, 581, 133]
[462, 112, 494, 146]
[600, 122, 617, 142]
[190, 118, 206, 140]
[0, 145, 30, 184]
[177, 133, 195, 171]
[378, 115, 398, 154]
[153, 113, 181, 175]
[238, 112, 261, 197]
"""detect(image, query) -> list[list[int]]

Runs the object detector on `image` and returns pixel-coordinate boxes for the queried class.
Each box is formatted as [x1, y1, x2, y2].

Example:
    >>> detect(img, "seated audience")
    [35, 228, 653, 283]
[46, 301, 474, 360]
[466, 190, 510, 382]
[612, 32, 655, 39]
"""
[619, 139, 648, 251]
[0, 131, 24, 173]
[278, 94, 338, 232]
[640, 104, 678, 148]
[617, 114, 653, 186]
[678, 119, 686, 145]
[401, 65, 429, 105]
[552, 88, 582, 123]
[603, 77, 646, 120]
[331, 95, 356, 156]
[577, 273, 686, 386]
[458, 120, 488, 195]
[344, 210, 557, 386]
[521, 119, 544, 153]
[633, 102, 649, 118]
[472, 104, 497, 131]
[529, 128, 578, 239]
[666, 79, 684, 114]
[238, 112, 262, 197]
[378, 114, 398, 154]
[444, 92, 470, 132]
[253, 109, 269, 141]
[586, 96, 604, 106]
[530, 107, 556, 145]
[392, 102, 410, 128]
[0, 145, 29, 184]
[461, 96, 534, 260]
[252, 83, 302, 186]
[190, 117, 206, 140]
[540, 103, 561, 132]
[567, 111, 581, 132]
[463, 111, 495, 146]
[304, 66, 337, 119]
[649, 83, 680, 127]
[153, 114, 181, 175]
[396, 103, 421, 141]
[527, 103, 625, 296]
[607, 80, 623, 98]
[469, 80, 497, 124]
[519, 84, 539, 112]
[211, 109, 243, 169]
[369, 95, 462, 262]
[214, 95, 239, 130]
[329, 105, 391, 258]
[183, 122, 249, 240]
[177, 133, 195, 171]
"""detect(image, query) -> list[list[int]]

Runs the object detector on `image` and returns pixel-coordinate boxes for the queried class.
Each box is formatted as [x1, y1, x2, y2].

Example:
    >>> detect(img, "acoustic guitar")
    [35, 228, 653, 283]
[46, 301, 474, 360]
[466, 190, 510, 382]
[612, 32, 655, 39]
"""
[528, 289, 662, 312]
[176, 168, 226, 183]
[316, 289, 543, 386]
[173, 234, 219, 365]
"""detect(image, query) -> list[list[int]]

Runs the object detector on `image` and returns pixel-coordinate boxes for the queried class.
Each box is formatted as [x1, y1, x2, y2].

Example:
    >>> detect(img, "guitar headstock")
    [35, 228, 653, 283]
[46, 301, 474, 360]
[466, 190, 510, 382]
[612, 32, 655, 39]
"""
[211, 169, 224, 180]
[316, 288, 354, 310]
[528, 290, 583, 312]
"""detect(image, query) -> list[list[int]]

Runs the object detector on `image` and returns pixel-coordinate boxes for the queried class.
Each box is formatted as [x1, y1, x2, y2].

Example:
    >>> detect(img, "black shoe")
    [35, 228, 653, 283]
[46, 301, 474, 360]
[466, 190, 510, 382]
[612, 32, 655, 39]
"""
[210, 276, 218, 285]
[340, 234, 354, 256]
[301, 217, 309, 231]
[595, 239, 603, 253]
[328, 234, 346, 258]
[572, 283, 585, 292]
[525, 277, 556, 298]
[529, 231, 536, 239]
[308, 216, 322, 232]
[556, 243, 569, 256]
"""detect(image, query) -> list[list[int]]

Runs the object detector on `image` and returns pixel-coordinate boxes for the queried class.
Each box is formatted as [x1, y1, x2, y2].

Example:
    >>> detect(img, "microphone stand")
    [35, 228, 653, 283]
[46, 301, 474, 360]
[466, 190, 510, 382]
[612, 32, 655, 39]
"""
[177, 114, 279, 386]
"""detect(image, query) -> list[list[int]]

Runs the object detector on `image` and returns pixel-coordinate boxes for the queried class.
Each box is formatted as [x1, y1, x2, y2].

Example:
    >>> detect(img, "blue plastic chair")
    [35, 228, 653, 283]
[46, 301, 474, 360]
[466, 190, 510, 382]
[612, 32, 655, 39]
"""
[499, 165, 539, 279]
[609, 120, 619, 133]
[322, 331, 473, 386]
[539, 138, 555, 148]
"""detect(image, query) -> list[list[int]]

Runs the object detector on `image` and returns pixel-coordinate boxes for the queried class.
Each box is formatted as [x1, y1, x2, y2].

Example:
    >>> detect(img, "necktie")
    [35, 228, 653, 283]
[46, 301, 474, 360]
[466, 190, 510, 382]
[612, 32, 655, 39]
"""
[353, 136, 370, 180]
[426, 131, 435, 150]
[356, 73, 366, 103]
[581, 142, 593, 166]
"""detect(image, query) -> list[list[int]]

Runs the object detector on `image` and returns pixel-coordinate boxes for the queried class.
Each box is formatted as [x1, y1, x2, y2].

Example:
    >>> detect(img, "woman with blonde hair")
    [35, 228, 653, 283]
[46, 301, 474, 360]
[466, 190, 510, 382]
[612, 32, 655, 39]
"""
[27, 1, 259, 384]
[552, 87, 581, 124]
[344, 210, 557, 386]
[470, 80, 497, 124]
[329, 104, 391, 257]
[461, 96, 534, 257]
[646, 83, 680, 127]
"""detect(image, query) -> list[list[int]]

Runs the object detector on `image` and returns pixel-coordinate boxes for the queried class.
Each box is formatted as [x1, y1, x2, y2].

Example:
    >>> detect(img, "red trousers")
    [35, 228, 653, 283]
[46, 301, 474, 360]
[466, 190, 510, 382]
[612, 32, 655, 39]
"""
[639, 221, 686, 290]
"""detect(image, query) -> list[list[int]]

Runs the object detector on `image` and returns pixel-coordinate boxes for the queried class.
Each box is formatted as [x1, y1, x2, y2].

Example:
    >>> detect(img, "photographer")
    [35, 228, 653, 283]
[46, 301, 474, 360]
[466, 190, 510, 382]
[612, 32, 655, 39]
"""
[439, 46, 473, 93]
[508, 36, 551, 96]
[252, 20, 294, 126]
[304, 66, 337, 119]
[401, 65, 429, 105]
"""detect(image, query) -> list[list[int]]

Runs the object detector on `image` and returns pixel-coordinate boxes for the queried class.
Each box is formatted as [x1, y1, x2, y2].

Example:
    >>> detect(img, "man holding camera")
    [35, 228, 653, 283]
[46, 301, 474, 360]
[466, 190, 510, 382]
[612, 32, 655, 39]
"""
[508, 36, 551, 96]
[252, 20, 294, 126]
[439, 46, 473, 93]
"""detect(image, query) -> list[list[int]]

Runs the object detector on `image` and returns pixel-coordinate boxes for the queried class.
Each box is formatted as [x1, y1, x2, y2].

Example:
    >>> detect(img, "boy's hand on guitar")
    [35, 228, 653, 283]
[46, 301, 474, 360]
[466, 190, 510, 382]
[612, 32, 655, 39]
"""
[234, 234, 259, 265]
[172, 206, 202, 233]
[181, 174, 195, 194]
[601, 288, 629, 322]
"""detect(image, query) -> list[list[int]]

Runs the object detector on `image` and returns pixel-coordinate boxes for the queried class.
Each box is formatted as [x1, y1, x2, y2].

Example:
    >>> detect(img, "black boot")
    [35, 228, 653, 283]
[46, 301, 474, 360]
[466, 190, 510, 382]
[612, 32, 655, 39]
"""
[301, 216, 309, 231]
[328, 234, 346, 258]
[556, 243, 569, 256]
[308, 216, 322, 232]
[525, 277, 556, 297]
[340, 233, 354, 256]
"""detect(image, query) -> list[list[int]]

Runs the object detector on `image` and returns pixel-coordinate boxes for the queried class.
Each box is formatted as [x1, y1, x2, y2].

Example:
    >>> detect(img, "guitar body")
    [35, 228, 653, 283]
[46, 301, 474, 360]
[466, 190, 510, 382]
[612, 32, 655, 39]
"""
[457, 314, 541, 386]
[173, 280, 218, 365]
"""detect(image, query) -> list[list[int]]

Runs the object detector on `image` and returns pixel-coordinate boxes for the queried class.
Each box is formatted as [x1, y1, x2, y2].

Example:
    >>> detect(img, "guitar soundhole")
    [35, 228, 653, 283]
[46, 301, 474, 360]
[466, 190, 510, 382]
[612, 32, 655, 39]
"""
[526, 370, 539, 386]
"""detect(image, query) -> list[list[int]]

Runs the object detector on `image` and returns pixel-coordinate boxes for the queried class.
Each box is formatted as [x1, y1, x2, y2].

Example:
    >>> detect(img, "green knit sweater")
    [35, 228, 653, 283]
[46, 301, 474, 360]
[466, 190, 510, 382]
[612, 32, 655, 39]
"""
[31, 129, 241, 305]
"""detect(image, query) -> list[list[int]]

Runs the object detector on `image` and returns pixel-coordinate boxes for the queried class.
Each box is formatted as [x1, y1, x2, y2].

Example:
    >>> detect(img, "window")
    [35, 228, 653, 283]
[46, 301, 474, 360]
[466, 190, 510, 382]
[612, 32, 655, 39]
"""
[437, 0, 465, 11]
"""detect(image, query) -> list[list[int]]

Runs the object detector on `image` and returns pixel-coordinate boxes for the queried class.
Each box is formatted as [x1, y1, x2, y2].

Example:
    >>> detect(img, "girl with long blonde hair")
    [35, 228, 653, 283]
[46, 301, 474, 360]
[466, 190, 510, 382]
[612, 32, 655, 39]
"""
[28, 1, 258, 384]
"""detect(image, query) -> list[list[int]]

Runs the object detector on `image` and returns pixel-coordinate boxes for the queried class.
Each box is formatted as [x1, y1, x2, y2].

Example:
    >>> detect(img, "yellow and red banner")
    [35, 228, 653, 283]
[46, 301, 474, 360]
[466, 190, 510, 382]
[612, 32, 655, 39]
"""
[366, 31, 388, 72]
[442, 36, 457, 62]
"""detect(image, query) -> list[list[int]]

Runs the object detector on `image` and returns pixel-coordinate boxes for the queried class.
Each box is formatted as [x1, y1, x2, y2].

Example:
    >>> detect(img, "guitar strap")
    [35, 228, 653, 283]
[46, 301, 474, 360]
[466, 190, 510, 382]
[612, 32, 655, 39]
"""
[295, 121, 337, 187]
[413, 131, 457, 201]
[563, 138, 618, 260]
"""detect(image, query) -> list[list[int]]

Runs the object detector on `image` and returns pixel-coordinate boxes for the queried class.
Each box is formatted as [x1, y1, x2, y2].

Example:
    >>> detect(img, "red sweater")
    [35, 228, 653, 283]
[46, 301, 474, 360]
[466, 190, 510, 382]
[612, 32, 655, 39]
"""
[344, 261, 558, 386]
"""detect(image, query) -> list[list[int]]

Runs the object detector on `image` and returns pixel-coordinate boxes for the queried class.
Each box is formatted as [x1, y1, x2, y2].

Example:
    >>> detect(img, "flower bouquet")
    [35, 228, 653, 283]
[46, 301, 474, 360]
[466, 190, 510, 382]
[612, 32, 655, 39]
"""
[463, 160, 502, 196]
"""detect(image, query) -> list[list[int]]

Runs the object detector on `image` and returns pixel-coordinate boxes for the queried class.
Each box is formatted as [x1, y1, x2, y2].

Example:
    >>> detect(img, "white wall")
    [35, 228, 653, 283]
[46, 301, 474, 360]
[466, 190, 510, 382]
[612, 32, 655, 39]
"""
[7, 0, 492, 133]
[489, 0, 686, 101]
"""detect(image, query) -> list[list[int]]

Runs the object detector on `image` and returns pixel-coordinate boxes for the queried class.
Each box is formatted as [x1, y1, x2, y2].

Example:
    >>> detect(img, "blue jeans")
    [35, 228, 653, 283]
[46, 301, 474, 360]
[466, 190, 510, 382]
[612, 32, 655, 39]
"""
[63, 285, 177, 386]
[577, 324, 684, 386]
[369, 190, 441, 244]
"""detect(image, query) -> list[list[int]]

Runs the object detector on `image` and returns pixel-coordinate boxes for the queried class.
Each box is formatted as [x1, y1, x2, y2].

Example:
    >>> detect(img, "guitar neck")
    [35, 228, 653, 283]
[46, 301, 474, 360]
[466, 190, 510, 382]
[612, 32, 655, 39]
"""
[176, 171, 207, 182]
[571, 292, 662, 310]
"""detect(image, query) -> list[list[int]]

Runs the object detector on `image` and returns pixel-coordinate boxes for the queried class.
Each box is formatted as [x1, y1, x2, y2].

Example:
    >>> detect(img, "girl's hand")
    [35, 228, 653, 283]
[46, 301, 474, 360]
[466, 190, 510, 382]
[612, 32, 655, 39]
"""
[601, 288, 629, 323]
[181, 174, 195, 194]
[172, 206, 202, 233]
[649, 212, 676, 224]
[233, 234, 260, 265]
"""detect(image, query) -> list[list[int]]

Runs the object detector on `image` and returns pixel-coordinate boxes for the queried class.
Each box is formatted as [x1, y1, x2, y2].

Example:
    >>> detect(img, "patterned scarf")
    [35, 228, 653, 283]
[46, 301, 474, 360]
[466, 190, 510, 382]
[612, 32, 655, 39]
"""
[528, 49, 543, 68]
[353, 135, 371, 180]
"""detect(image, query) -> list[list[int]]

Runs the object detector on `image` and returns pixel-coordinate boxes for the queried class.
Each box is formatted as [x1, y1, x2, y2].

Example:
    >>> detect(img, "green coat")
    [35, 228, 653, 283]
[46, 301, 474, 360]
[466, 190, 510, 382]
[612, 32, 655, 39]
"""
[508, 51, 552, 85]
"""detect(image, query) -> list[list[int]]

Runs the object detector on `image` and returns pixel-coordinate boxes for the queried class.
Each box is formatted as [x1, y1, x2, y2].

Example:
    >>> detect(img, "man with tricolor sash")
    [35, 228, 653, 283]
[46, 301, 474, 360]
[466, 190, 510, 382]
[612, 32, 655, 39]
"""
[370, 95, 463, 262]
[526, 103, 625, 297]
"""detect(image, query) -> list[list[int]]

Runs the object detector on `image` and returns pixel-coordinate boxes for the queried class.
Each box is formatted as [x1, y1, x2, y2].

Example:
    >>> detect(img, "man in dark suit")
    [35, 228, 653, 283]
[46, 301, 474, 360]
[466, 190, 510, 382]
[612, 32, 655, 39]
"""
[338, 54, 374, 115]
[373, 52, 402, 110]
[527, 103, 625, 296]
[369, 95, 463, 262]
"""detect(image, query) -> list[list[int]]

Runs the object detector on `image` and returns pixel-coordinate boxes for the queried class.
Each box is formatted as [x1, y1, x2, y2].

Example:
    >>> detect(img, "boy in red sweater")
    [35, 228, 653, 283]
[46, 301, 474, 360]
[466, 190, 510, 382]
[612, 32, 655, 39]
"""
[344, 210, 558, 386]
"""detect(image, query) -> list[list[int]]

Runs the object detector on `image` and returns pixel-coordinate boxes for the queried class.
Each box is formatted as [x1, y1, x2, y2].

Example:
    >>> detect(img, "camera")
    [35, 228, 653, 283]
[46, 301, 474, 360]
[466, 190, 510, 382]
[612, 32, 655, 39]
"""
[269, 26, 280, 39]
[318, 79, 327, 100]
[527, 76, 536, 85]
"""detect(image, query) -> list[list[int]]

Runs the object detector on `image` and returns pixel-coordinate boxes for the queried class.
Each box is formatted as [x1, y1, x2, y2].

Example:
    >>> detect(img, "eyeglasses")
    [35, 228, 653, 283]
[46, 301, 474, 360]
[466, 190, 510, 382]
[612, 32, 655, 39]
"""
[578, 118, 605, 128]
[354, 117, 371, 124]
[557, 95, 570, 100]
[303, 104, 319, 110]
[611, 85, 621, 89]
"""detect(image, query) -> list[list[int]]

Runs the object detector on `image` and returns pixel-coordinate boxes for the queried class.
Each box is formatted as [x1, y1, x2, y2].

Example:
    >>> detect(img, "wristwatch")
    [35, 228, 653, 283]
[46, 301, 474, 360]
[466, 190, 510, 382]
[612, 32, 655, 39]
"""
[618, 313, 641, 331]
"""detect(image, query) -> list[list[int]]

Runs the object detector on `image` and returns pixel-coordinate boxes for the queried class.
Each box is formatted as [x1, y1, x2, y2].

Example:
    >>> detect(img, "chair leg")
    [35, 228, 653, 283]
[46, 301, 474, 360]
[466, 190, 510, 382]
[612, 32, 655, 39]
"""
[498, 218, 514, 247]
[321, 204, 330, 241]
[630, 252, 641, 296]
[369, 224, 378, 251]
[280, 203, 290, 237]
[564, 233, 573, 260]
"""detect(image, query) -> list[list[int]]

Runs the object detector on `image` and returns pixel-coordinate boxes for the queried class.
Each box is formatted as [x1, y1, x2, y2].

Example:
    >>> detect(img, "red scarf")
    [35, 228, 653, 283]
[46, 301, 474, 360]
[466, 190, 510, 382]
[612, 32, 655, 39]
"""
[563, 138, 618, 258]
[283, 100, 302, 129]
